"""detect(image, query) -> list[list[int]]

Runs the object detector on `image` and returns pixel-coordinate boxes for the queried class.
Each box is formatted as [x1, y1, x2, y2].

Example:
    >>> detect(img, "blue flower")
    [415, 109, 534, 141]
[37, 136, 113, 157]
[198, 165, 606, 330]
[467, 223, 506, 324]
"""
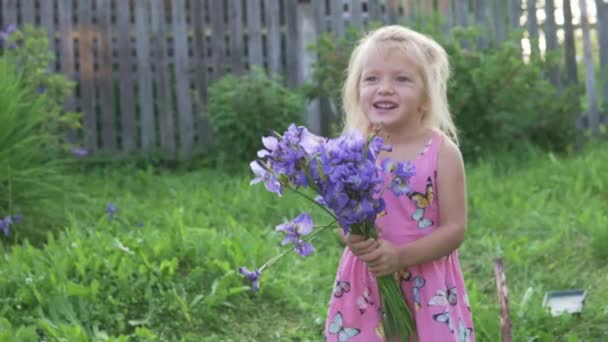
[250, 160, 282, 196]
[238, 267, 262, 292]
[0, 214, 21, 236]
[107, 202, 118, 220]
[276, 213, 315, 257]
[71, 147, 89, 158]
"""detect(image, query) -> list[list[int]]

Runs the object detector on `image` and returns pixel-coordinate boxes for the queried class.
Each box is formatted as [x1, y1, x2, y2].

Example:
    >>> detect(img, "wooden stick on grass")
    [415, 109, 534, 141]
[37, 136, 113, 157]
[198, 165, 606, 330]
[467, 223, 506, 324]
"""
[494, 257, 512, 342]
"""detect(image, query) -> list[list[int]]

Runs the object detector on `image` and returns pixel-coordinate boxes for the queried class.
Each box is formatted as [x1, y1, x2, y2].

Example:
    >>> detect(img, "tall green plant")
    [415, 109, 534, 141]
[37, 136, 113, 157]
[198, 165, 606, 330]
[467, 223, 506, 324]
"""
[1, 24, 81, 149]
[0, 58, 74, 244]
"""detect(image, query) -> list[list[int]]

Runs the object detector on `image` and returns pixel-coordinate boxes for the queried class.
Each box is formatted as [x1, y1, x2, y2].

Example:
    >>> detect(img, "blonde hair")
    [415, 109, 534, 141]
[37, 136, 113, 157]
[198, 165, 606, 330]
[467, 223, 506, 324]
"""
[342, 25, 458, 144]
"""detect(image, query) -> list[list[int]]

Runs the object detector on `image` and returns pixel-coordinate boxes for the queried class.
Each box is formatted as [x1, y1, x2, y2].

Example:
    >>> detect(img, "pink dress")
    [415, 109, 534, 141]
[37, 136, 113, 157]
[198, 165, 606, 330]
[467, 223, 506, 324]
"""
[324, 130, 475, 341]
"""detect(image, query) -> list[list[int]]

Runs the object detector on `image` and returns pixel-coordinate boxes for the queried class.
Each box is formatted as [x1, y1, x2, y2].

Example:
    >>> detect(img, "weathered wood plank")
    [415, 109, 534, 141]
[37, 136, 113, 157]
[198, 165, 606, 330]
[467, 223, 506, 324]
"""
[563, 0, 578, 84]
[544, 0, 560, 87]
[509, 0, 520, 31]
[367, 0, 381, 23]
[96, 0, 117, 152]
[596, 0, 608, 106]
[247, 0, 263, 67]
[134, 0, 156, 151]
[492, 0, 506, 44]
[474, 0, 487, 48]
[526, 0, 539, 59]
[438, 0, 453, 38]
[331, 0, 344, 36]
[20, 0, 35, 24]
[265, 0, 282, 74]
[228, 0, 244, 74]
[579, 0, 600, 136]
[77, 0, 98, 152]
[209, 0, 225, 80]
[350, 0, 363, 29]
[116, 0, 136, 152]
[57, 0, 77, 143]
[172, 0, 194, 155]
[2, 0, 17, 28]
[191, 0, 210, 145]
[39, 0, 56, 59]
[150, 0, 175, 153]
[455, 0, 468, 26]
[285, 0, 299, 87]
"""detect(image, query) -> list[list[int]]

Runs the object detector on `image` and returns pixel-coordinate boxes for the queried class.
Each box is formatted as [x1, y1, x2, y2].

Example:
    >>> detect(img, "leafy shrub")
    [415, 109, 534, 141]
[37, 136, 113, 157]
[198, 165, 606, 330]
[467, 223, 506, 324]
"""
[1, 24, 81, 149]
[206, 66, 306, 164]
[305, 23, 581, 159]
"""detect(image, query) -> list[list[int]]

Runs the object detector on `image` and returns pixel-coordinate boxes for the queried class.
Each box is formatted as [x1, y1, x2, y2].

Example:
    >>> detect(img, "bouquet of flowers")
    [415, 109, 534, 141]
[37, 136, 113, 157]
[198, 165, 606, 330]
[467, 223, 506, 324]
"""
[239, 124, 416, 340]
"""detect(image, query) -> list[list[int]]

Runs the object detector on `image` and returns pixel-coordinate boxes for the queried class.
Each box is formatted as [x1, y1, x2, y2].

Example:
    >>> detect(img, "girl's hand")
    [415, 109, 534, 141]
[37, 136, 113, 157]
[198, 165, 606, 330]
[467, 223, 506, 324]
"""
[359, 239, 402, 277]
[345, 234, 379, 257]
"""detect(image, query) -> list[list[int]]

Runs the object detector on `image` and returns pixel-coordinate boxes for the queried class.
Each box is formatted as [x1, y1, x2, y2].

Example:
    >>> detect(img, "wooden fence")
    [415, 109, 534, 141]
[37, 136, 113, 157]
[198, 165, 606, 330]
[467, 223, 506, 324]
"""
[0, 0, 606, 157]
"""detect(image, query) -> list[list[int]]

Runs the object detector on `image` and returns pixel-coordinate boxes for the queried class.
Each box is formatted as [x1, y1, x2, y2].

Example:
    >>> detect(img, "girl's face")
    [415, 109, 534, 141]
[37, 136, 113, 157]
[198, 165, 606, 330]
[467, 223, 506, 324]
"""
[359, 45, 428, 134]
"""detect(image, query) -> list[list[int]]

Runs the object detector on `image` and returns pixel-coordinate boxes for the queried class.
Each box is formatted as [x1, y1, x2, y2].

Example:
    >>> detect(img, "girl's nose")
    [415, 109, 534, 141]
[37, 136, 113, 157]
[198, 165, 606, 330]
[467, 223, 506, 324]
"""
[377, 81, 394, 95]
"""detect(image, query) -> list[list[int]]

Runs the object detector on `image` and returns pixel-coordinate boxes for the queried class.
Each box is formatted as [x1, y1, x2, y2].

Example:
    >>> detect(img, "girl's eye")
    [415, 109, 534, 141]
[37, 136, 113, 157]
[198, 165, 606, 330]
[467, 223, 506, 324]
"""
[363, 76, 377, 82]
[396, 76, 409, 82]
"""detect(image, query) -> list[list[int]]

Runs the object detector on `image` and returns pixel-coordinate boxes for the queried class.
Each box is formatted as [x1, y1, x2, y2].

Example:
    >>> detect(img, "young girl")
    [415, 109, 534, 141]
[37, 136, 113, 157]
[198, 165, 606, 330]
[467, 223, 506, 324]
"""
[325, 26, 474, 341]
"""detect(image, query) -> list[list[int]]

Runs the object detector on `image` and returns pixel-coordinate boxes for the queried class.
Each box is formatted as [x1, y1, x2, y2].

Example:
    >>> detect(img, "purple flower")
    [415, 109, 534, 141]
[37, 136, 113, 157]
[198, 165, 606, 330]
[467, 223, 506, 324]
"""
[250, 161, 282, 196]
[238, 267, 262, 291]
[276, 213, 315, 257]
[382, 159, 416, 196]
[107, 202, 118, 219]
[0, 214, 21, 237]
[36, 87, 46, 94]
[71, 147, 89, 158]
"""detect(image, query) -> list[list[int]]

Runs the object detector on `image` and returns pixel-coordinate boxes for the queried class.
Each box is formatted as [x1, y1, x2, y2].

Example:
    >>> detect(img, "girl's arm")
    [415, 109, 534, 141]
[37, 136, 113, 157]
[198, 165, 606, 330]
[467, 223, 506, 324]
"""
[360, 137, 468, 276]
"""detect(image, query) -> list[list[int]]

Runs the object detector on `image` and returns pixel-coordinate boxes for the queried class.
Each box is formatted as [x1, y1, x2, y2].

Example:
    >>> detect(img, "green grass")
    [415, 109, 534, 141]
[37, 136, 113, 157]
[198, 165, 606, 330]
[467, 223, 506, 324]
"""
[1, 143, 607, 341]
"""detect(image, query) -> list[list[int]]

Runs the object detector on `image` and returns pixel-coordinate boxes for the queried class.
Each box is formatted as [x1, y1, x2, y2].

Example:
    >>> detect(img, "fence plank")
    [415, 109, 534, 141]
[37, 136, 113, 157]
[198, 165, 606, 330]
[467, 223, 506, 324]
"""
[116, 0, 136, 152]
[57, 0, 77, 143]
[597, 0, 608, 106]
[350, 0, 363, 29]
[191, 0, 210, 145]
[491, 0, 505, 44]
[368, 0, 381, 23]
[209, 0, 225, 80]
[150, 0, 175, 153]
[20, 0, 34, 24]
[285, 0, 299, 87]
[563, 0, 578, 84]
[228, 0, 244, 74]
[331, 0, 344, 36]
[172, 0, 193, 155]
[39, 0, 56, 60]
[312, 0, 326, 34]
[77, 0, 97, 152]
[2, 0, 16, 27]
[386, 0, 399, 25]
[544, 0, 560, 87]
[265, 0, 281, 74]
[474, 0, 487, 48]
[526, 0, 539, 59]
[509, 0, 520, 31]
[579, 0, 600, 136]
[438, 0, 452, 38]
[455, 0, 468, 26]
[247, 0, 263, 68]
[134, 0, 156, 151]
[97, 0, 117, 152]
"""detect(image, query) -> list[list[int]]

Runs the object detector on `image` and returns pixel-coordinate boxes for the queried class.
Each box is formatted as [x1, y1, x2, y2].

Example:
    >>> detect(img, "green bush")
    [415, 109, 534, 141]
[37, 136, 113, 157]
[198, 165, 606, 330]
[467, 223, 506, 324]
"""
[206, 66, 306, 164]
[305, 24, 581, 159]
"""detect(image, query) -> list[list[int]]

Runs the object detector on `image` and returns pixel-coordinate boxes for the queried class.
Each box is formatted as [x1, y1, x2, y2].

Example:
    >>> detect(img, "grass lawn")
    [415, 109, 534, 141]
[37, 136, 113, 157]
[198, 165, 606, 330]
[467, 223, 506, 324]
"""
[1, 143, 606, 341]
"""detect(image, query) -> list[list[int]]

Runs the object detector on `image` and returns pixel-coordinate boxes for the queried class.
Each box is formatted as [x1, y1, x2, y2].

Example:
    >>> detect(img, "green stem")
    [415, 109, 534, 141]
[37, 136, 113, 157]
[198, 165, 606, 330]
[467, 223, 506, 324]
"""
[286, 185, 338, 221]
